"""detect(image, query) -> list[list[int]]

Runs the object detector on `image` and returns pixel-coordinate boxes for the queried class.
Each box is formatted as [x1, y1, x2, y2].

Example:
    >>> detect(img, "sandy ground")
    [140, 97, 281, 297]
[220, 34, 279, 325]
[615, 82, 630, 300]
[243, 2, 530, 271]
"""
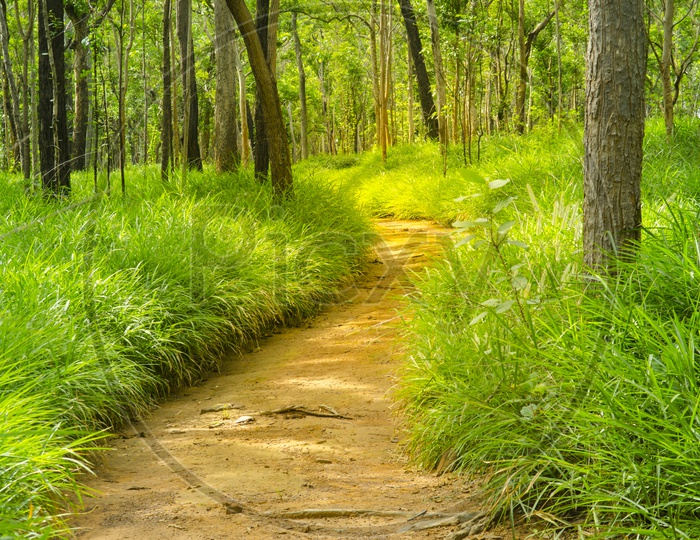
[69, 220, 511, 540]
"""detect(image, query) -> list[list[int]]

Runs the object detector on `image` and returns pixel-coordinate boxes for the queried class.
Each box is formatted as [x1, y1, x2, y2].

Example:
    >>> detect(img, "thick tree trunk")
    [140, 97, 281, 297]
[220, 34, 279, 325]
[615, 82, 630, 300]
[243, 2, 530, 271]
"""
[233, 36, 250, 165]
[162, 0, 173, 180]
[214, 0, 240, 172]
[397, 0, 439, 140]
[65, 2, 89, 171]
[584, 0, 646, 269]
[177, 0, 203, 170]
[38, 0, 70, 195]
[226, 0, 292, 196]
[291, 12, 308, 160]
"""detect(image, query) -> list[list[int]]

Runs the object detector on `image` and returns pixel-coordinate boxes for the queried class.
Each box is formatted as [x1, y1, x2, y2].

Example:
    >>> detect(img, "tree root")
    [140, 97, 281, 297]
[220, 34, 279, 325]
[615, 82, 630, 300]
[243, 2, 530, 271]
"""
[259, 404, 353, 420]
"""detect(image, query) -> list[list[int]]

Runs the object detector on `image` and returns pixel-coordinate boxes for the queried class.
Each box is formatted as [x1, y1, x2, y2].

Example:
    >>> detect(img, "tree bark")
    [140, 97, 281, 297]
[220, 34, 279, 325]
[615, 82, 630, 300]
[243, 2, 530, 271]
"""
[162, 0, 173, 180]
[660, 0, 675, 139]
[397, 0, 439, 140]
[584, 0, 646, 269]
[226, 0, 292, 196]
[214, 0, 240, 172]
[177, 0, 203, 170]
[65, 2, 89, 171]
[38, 0, 70, 195]
[0, 0, 27, 178]
[253, 0, 270, 181]
[426, 0, 447, 152]
[291, 12, 308, 160]
[515, 5, 554, 134]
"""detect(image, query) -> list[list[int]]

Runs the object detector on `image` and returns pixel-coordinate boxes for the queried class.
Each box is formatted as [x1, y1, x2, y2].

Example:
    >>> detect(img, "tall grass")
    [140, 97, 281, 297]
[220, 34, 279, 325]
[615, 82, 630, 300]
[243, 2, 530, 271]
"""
[0, 168, 374, 536]
[397, 119, 700, 537]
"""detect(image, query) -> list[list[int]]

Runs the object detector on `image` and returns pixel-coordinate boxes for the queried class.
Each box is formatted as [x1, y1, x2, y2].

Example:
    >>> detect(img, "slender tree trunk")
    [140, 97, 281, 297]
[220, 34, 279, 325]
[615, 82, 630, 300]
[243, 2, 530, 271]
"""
[426, 0, 447, 155]
[253, 0, 270, 181]
[291, 12, 308, 159]
[379, 0, 389, 161]
[233, 36, 250, 165]
[177, 0, 203, 170]
[407, 47, 414, 144]
[162, 0, 173, 180]
[661, 0, 675, 139]
[515, 0, 527, 133]
[12, 0, 33, 182]
[214, 0, 240, 172]
[370, 0, 381, 148]
[584, 0, 646, 269]
[38, 0, 70, 195]
[398, 0, 439, 140]
[226, 0, 292, 196]
[0, 0, 27, 178]
[287, 101, 296, 162]
[65, 3, 89, 170]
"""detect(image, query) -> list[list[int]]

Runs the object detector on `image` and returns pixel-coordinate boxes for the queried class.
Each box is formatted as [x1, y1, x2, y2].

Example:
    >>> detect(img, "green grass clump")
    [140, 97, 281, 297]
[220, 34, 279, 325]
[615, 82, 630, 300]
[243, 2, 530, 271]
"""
[296, 124, 582, 225]
[398, 119, 700, 537]
[0, 168, 373, 537]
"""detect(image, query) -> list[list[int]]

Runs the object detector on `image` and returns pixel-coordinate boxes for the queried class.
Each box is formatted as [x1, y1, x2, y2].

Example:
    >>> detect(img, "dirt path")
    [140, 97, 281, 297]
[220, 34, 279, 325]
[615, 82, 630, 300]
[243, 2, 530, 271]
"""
[71, 220, 488, 540]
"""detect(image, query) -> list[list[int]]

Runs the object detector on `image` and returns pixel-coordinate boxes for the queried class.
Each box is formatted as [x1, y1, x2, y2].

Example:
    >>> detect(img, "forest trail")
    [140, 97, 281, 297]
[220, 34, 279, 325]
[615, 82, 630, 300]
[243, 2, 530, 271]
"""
[71, 220, 487, 540]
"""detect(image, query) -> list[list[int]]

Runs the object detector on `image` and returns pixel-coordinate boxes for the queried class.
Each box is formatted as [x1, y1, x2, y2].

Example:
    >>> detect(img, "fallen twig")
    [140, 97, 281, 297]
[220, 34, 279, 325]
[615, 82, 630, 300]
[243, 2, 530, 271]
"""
[259, 405, 352, 420]
[260, 508, 453, 520]
[200, 403, 244, 415]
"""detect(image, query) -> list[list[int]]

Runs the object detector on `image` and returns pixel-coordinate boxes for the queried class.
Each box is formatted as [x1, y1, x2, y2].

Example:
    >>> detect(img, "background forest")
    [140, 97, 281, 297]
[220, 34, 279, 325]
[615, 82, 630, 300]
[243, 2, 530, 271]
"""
[2, 0, 700, 538]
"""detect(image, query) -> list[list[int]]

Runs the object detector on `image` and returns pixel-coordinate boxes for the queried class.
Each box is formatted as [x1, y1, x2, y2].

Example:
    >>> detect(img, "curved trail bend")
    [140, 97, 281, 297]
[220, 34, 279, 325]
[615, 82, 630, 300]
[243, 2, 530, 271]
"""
[72, 220, 485, 539]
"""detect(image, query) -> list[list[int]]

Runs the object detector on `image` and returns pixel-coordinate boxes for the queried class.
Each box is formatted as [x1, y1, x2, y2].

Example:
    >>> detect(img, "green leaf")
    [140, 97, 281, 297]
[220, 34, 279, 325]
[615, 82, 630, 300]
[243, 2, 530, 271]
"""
[488, 179, 511, 190]
[507, 240, 529, 250]
[497, 221, 517, 235]
[460, 169, 487, 185]
[455, 234, 476, 248]
[511, 275, 528, 291]
[520, 404, 538, 421]
[469, 311, 488, 325]
[481, 298, 501, 307]
[492, 197, 516, 214]
[496, 300, 515, 313]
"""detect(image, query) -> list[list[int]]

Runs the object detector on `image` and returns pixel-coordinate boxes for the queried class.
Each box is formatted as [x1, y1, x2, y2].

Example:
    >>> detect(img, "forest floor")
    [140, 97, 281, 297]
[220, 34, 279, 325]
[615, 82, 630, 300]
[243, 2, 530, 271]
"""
[69, 220, 521, 540]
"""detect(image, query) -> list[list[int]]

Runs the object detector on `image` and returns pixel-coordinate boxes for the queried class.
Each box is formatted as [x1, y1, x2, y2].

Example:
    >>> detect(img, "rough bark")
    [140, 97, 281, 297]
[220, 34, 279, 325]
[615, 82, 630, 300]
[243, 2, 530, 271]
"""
[584, 0, 646, 269]
[291, 12, 308, 159]
[38, 0, 70, 195]
[162, 0, 173, 180]
[214, 0, 240, 172]
[177, 0, 203, 170]
[226, 0, 292, 196]
[397, 0, 438, 140]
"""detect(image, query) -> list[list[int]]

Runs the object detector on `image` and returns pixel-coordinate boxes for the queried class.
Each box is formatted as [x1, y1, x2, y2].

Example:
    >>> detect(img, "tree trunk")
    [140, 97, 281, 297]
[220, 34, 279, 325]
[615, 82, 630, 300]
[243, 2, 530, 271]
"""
[426, 0, 447, 154]
[65, 2, 89, 171]
[661, 0, 675, 139]
[291, 12, 308, 160]
[177, 0, 203, 170]
[162, 0, 173, 180]
[0, 0, 27, 178]
[38, 0, 70, 195]
[214, 0, 240, 172]
[398, 0, 438, 140]
[226, 0, 292, 197]
[233, 36, 250, 165]
[584, 0, 646, 269]
[253, 0, 270, 181]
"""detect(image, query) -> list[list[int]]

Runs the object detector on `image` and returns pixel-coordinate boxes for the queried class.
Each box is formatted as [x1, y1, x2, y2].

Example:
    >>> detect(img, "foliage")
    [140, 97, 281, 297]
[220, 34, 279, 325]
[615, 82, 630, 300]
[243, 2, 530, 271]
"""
[398, 120, 700, 537]
[0, 167, 374, 537]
